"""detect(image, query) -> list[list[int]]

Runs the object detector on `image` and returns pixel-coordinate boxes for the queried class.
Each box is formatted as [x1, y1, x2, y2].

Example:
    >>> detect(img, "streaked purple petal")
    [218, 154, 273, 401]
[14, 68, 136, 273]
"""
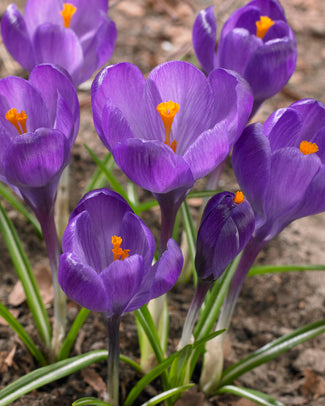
[150, 238, 183, 299]
[33, 23, 84, 85]
[264, 20, 293, 41]
[24, 0, 62, 37]
[183, 121, 229, 180]
[91, 63, 145, 139]
[192, 7, 217, 73]
[1, 4, 36, 71]
[59, 252, 109, 312]
[113, 138, 194, 194]
[70, 0, 108, 37]
[100, 255, 144, 316]
[3, 128, 70, 188]
[29, 64, 79, 145]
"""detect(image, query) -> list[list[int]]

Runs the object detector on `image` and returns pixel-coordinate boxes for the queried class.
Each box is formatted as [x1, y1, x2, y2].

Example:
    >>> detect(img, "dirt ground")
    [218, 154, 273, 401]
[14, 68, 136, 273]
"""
[0, 0, 325, 405]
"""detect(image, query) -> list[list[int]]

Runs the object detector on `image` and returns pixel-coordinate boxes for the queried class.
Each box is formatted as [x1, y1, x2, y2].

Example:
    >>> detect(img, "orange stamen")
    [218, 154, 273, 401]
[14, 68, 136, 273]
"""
[112, 235, 130, 261]
[157, 100, 179, 153]
[5, 108, 28, 134]
[256, 16, 275, 39]
[299, 140, 319, 155]
[60, 3, 77, 28]
[233, 191, 245, 205]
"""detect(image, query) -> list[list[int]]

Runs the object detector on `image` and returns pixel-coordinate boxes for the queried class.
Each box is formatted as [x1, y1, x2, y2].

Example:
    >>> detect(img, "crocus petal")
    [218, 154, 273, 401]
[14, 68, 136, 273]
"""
[59, 252, 109, 312]
[208, 68, 253, 145]
[94, 13, 117, 68]
[245, 37, 297, 102]
[70, 0, 108, 37]
[24, 0, 62, 37]
[1, 4, 36, 71]
[217, 28, 262, 76]
[100, 104, 135, 152]
[264, 107, 303, 151]
[290, 99, 325, 143]
[144, 61, 215, 152]
[248, 0, 286, 21]
[264, 148, 321, 227]
[33, 23, 84, 86]
[113, 138, 194, 194]
[150, 238, 183, 299]
[29, 64, 80, 144]
[100, 254, 144, 316]
[183, 121, 229, 180]
[263, 20, 293, 41]
[91, 63, 145, 139]
[0, 76, 50, 131]
[192, 7, 217, 73]
[232, 123, 271, 221]
[312, 127, 325, 163]
[3, 128, 70, 188]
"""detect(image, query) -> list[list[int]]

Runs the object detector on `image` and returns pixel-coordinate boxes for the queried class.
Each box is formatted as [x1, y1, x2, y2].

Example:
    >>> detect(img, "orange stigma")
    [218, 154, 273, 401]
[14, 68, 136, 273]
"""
[112, 235, 130, 261]
[60, 3, 77, 28]
[299, 140, 319, 155]
[256, 16, 275, 39]
[5, 108, 27, 134]
[157, 100, 179, 153]
[233, 190, 245, 205]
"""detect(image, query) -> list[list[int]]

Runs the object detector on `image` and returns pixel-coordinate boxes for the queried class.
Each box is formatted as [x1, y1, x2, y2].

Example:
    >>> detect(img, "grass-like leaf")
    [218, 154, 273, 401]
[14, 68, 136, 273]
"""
[0, 201, 51, 348]
[83, 152, 115, 194]
[0, 301, 46, 366]
[249, 264, 325, 276]
[140, 384, 194, 406]
[73, 397, 111, 406]
[0, 184, 42, 237]
[0, 350, 108, 405]
[219, 318, 325, 387]
[180, 201, 197, 282]
[217, 385, 285, 406]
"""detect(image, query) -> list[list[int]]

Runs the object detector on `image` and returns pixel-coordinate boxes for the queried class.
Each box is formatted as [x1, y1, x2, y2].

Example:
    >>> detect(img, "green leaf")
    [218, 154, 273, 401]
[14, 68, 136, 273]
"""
[0, 201, 51, 348]
[179, 201, 197, 283]
[84, 145, 130, 204]
[0, 350, 108, 406]
[219, 318, 325, 387]
[73, 397, 111, 406]
[0, 301, 46, 366]
[140, 384, 194, 406]
[133, 199, 158, 215]
[124, 351, 180, 406]
[0, 184, 42, 237]
[57, 307, 90, 360]
[217, 385, 285, 406]
[187, 190, 219, 199]
[249, 264, 325, 277]
[83, 152, 115, 194]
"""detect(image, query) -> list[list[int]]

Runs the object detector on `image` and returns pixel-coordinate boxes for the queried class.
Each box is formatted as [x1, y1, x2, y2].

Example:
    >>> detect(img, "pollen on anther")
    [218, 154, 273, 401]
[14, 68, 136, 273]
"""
[299, 140, 319, 155]
[61, 3, 77, 28]
[5, 108, 28, 135]
[256, 16, 274, 39]
[233, 191, 245, 205]
[112, 235, 130, 261]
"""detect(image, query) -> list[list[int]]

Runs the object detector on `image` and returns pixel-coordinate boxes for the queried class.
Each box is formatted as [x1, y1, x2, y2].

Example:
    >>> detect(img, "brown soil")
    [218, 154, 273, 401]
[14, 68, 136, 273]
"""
[0, 1, 325, 405]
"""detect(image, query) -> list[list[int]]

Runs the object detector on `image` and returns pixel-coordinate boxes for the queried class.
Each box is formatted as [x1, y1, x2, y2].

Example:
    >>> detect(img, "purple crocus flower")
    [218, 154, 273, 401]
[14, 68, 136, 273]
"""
[193, 0, 297, 115]
[178, 191, 254, 349]
[1, 0, 117, 87]
[91, 61, 253, 250]
[58, 188, 183, 315]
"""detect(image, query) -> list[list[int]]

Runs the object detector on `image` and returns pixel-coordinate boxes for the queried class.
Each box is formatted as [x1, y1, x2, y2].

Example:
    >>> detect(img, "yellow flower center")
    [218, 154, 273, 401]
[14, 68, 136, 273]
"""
[233, 190, 245, 205]
[5, 108, 27, 135]
[256, 16, 275, 39]
[156, 100, 179, 153]
[299, 140, 319, 155]
[112, 235, 130, 261]
[60, 3, 77, 28]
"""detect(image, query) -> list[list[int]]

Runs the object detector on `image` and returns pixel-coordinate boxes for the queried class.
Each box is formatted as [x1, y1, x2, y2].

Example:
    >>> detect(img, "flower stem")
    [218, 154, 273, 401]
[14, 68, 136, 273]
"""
[178, 279, 212, 349]
[38, 212, 66, 358]
[106, 314, 121, 406]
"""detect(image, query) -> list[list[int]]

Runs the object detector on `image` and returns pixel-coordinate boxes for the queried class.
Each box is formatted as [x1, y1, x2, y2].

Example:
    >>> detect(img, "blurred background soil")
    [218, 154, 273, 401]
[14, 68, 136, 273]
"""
[0, 0, 325, 405]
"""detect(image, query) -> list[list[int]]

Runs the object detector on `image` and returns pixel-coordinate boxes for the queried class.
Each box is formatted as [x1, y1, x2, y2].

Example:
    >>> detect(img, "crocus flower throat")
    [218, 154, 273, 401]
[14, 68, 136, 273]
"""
[112, 235, 130, 261]
[256, 16, 274, 39]
[300, 140, 319, 155]
[5, 108, 27, 134]
[60, 3, 77, 28]
[156, 100, 179, 153]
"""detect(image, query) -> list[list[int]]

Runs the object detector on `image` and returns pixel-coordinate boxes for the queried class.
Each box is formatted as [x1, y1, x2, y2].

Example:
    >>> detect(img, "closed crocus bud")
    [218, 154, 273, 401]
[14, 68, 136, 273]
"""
[193, 0, 297, 116]
[1, 0, 117, 86]
[195, 191, 255, 281]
